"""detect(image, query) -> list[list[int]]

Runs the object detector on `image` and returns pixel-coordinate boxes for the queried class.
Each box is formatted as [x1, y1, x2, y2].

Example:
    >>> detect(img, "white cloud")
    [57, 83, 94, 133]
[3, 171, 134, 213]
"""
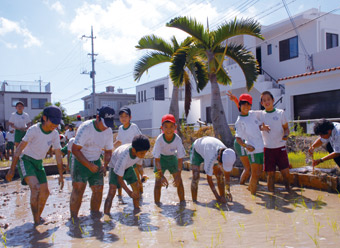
[51, 1, 65, 15]
[67, 0, 225, 65]
[0, 17, 42, 48]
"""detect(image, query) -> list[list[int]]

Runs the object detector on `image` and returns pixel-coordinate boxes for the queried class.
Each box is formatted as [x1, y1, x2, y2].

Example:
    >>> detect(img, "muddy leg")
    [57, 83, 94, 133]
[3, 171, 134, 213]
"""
[37, 182, 50, 218]
[240, 156, 251, 185]
[172, 171, 185, 203]
[154, 177, 162, 204]
[214, 166, 225, 198]
[70, 182, 86, 218]
[104, 184, 117, 215]
[90, 185, 103, 212]
[130, 182, 140, 209]
[25, 176, 42, 224]
[191, 165, 200, 202]
[249, 163, 263, 195]
[267, 171, 275, 192]
[280, 168, 291, 191]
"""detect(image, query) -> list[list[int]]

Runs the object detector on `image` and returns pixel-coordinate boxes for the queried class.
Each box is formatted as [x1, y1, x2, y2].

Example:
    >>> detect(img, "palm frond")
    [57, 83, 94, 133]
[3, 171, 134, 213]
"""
[215, 43, 259, 90]
[184, 72, 191, 117]
[214, 57, 232, 85]
[188, 58, 208, 92]
[136, 35, 174, 55]
[212, 18, 263, 49]
[169, 46, 189, 87]
[167, 16, 210, 48]
[134, 52, 171, 82]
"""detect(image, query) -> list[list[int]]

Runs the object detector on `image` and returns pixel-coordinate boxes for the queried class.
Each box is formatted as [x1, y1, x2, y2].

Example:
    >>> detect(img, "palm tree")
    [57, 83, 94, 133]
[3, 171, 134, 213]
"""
[134, 35, 208, 135]
[167, 17, 263, 147]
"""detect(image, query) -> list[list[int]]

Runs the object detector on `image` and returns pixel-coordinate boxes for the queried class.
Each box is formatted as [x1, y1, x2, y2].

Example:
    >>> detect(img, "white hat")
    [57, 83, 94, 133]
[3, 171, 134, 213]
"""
[222, 148, 236, 172]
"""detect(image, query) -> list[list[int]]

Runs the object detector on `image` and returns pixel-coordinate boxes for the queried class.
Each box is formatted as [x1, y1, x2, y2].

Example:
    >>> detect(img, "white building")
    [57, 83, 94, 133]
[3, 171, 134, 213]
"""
[130, 8, 340, 135]
[0, 81, 52, 128]
[129, 76, 200, 137]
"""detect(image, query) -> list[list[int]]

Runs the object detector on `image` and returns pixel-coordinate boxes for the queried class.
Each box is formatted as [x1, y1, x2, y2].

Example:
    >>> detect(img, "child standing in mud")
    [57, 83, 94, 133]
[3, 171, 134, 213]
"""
[190, 136, 236, 203]
[114, 106, 143, 201]
[227, 93, 267, 195]
[6, 106, 64, 225]
[104, 135, 150, 218]
[69, 106, 114, 219]
[8, 101, 31, 147]
[152, 114, 186, 205]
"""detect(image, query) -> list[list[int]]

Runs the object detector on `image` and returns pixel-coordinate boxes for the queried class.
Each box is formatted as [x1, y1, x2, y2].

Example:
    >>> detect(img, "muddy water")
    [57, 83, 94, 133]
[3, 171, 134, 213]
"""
[1, 168, 340, 248]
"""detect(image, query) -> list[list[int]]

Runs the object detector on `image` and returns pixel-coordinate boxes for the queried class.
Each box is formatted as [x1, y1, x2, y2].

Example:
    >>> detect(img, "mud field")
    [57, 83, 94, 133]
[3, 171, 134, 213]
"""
[1, 168, 340, 248]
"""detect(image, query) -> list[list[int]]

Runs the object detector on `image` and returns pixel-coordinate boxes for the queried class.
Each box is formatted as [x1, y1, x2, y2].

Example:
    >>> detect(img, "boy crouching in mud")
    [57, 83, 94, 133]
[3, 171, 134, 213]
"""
[6, 106, 64, 225]
[104, 135, 150, 218]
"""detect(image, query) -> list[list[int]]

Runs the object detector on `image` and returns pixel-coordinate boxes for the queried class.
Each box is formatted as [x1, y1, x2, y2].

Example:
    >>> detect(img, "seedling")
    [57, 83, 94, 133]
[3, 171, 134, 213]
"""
[215, 203, 227, 221]
[307, 233, 319, 248]
[193, 227, 198, 240]
[137, 240, 140, 248]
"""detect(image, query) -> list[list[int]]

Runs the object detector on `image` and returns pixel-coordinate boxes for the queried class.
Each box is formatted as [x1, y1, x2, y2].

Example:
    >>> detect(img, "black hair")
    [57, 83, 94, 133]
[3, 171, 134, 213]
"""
[77, 116, 82, 121]
[238, 100, 252, 112]
[314, 119, 335, 135]
[0, 126, 4, 131]
[132, 134, 150, 152]
[261, 91, 274, 101]
[217, 148, 226, 163]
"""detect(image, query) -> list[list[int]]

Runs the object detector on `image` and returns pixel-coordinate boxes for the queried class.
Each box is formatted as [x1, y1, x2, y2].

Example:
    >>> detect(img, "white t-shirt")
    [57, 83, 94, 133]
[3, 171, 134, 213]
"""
[109, 143, 143, 177]
[321, 122, 340, 153]
[67, 137, 75, 152]
[22, 123, 61, 160]
[74, 121, 83, 129]
[235, 110, 264, 154]
[73, 120, 113, 161]
[192, 136, 226, 176]
[6, 131, 14, 143]
[116, 123, 142, 145]
[152, 133, 186, 159]
[65, 130, 75, 140]
[261, 108, 288, 148]
[9, 112, 31, 129]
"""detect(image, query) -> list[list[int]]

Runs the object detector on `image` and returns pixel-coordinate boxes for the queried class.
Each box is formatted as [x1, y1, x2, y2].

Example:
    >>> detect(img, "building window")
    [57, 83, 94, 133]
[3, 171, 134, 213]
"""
[326, 33, 338, 49]
[11, 98, 28, 107]
[267, 44, 272, 55]
[138, 92, 140, 103]
[279, 36, 298, 62]
[206, 106, 212, 124]
[144, 90, 146, 102]
[31, 98, 47, 109]
[155, 85, 165, 100]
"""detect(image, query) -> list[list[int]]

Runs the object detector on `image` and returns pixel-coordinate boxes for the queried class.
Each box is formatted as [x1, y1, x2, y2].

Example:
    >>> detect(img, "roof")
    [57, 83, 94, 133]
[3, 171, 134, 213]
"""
[278, 66, 340, 82]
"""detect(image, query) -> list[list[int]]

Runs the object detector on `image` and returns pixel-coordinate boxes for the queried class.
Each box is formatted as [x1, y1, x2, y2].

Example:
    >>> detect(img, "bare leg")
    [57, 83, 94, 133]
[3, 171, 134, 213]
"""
[154, 176, 162, 204]
[280, 168, 291, 191]
[37, 183, 50, 218]
[240, 156, 251, 185]
[117, 187, 122, 197]
[70, 182, 86, 218]
[90, 185, 103, 212]
[134, 167, 143, 194]
[25, 176, 44, 224]
[191, 165, 200, 202]
[104, 184, 117, 215]
[267, 171, 275, 192]
[130, 182, 140, 209]
[249, 163, 263, 195]
[213, 166, 225, 198]
[172, 171, 185, 202]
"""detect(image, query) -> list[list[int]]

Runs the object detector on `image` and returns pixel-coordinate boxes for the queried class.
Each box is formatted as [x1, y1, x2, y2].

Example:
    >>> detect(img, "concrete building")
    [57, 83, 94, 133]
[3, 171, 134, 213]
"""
[0, 80, 52, 128]
[82, 86, 135, 126]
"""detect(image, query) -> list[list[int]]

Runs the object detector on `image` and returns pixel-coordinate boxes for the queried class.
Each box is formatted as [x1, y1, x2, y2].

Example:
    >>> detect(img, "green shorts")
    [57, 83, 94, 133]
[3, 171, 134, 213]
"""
[14, 129, 26, 143]
[17, 155, 47, 185]
[234, 139, 247, 157]
[6, 142, 14, 150]
[61, 145, 68, 156]
[109, 166, 137, 188]
[153, 154, 178, 174]
[248, 152, 264, 164]
[72, 157, 103, 186]
[190, 145, 204, 166]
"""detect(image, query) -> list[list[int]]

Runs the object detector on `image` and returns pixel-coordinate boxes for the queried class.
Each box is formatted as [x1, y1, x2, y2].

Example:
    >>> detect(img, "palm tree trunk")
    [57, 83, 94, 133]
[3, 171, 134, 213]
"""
[209, 74, 234, 147]
[169, 85, 183, 139]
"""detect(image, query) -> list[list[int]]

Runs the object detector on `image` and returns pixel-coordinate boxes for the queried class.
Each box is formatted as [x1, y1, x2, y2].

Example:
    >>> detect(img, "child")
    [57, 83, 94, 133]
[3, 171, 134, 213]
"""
[8, 101, 31, 147]
[114, 106, 143, 199]
[65, 124, 75, 142]
[152, 114, 186, 205]
[190, 136, 236, 203]
[5, 127, 15, 160]
[260, 91, 290, 192]
[227, 93, 267, 195]
[0, 126, 5, 161]
[234, 137, 251, 185]
[104, 135, 150, 216]
[6, 106, 64, 225]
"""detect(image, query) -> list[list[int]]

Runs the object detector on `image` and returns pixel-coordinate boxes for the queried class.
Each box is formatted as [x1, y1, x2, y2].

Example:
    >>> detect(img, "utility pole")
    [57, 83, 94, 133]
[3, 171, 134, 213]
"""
[81, 26, 97, 116]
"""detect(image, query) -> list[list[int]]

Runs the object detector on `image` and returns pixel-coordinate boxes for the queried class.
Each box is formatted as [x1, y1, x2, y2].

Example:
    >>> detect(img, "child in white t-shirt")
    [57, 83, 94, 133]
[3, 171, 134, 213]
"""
[6, 106, 64, 225]
[114, 106, 143, 200]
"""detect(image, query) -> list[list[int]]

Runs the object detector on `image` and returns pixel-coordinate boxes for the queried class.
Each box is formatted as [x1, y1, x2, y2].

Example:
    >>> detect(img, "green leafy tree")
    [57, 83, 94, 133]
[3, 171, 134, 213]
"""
[167, 17, 263, 146]
[134, 35, 208, 134]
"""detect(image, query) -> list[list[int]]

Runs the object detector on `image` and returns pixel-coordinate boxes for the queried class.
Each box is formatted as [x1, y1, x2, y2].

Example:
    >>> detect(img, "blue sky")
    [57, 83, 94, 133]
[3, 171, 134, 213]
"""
[0, 0, 339, 115]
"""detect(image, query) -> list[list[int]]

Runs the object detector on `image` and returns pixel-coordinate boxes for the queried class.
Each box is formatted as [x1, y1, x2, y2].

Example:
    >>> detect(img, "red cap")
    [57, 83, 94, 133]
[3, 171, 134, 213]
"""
[77, 115, 81, 118]
[162, 114, 176, 124]
[239, 94, 253, 105]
